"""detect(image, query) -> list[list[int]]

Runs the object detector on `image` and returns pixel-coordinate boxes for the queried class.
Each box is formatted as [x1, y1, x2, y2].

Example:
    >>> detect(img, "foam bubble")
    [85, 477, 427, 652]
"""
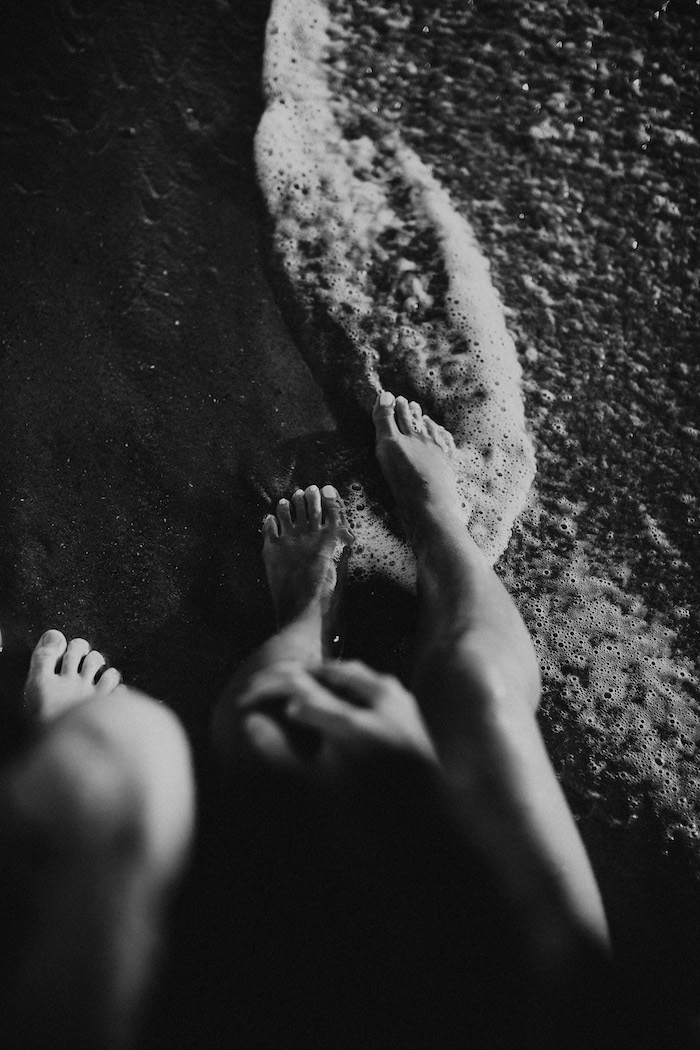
[256, 0, 535, 579]
[503, 517, 700, 847]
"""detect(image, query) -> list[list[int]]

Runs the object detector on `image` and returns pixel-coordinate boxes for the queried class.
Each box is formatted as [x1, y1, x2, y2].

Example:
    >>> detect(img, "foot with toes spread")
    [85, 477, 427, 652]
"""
[263, 483, 354, 645]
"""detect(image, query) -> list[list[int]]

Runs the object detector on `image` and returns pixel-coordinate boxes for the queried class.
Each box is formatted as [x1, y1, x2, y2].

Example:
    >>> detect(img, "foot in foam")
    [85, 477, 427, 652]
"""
[263, 484, 355, 630]
[372, 390, 465, 543]
[24, 630, 123, 720]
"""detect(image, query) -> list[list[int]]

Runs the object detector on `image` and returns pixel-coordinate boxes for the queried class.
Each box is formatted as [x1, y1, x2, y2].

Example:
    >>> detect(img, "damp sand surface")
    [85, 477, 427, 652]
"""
[1, 0, 700, 1043]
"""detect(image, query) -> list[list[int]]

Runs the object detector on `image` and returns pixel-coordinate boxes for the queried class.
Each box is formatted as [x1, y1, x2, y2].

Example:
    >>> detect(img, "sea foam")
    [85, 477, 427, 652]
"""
[502, 520, 700, 851]
[255, 0, 535, 579]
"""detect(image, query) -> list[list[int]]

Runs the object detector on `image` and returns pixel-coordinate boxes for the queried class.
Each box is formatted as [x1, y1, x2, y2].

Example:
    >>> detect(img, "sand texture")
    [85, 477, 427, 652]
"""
[1, 0, 699, 1043]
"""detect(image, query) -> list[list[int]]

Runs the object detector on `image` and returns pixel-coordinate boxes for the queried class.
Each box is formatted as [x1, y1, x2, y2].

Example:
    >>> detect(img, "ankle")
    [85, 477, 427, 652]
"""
[273, 585, 326, 628]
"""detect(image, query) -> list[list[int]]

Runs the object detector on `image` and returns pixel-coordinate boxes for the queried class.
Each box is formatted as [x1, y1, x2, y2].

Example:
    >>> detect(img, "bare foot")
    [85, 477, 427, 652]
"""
[24, 630, 122, 721]
[372, 391, 465, 546]
[372, 389, 540, 713]
[263, 484, 354, 634]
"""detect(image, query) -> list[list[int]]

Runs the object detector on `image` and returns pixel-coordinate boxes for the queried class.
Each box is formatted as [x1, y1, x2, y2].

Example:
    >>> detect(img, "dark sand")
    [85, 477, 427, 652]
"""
[0, 0, 409, 738]
[1, 1, 699, 1046]
[0, 2, 416, 1045]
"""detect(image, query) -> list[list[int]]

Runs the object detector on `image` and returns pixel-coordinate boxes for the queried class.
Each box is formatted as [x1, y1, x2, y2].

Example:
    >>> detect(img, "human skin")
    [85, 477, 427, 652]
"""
[0, 630, 194, 1050]
[212, 391, 609, 990]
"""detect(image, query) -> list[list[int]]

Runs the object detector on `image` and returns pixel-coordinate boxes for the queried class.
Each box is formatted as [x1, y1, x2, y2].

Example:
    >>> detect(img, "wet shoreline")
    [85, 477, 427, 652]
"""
[1, 0, 699, 1039]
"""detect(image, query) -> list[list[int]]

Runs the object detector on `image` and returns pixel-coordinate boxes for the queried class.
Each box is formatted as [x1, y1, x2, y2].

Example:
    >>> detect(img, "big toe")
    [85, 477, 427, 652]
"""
[28, 629, 68, 676]
[372, 391, 400, 440]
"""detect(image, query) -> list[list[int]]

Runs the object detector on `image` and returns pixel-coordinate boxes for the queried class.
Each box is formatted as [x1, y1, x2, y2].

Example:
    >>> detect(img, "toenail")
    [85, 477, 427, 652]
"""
[379, 391, 394, 406]
[40, 630, 61, 646]
[322, 485, 337, 498]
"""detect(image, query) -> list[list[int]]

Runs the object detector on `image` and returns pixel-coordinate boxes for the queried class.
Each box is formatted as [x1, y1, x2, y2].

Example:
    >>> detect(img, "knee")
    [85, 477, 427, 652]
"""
[86, 686, 196, 872]
[4, 689, 194, 873]
[4, 731, 149, 865]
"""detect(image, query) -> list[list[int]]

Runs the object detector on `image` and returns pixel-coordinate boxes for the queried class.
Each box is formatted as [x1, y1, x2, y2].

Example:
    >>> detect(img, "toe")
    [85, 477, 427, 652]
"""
[61, 638, 91, 676]
[28, 629, 68, 676]
[263, 514, 280, 541]
[322, 485, 353, 538]
[438, 425, 456, 451]
[305, 485, 322, 526]
[96, 666, 122, 695]
[395, 396, 415, 436]
[276, 498, 294, 534]
[423, 416, 440, 441]
[409, 400, 422, 420]
[292, 489, 307, 527]
[81, 649, 106, 683]
[372, 390, 400, 440]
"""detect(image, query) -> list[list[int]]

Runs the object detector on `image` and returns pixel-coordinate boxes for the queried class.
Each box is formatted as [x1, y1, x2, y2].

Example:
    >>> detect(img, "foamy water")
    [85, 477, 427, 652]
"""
[256, 0, 700, 855]
[256, 0, 536, 572]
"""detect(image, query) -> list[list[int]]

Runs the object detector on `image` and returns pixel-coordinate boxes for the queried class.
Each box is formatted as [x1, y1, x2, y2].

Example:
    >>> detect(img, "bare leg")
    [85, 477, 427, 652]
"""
[372, 391, 609, 969]
[1, 630, 194, 1050]
[211, 485, 354, 765]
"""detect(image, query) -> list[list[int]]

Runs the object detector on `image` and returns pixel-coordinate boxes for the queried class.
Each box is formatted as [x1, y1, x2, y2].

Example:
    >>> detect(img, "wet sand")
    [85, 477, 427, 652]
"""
[0, 3, 417, 1043]
[1, 0, 699, 1045]
[0, 0, 408, 740]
